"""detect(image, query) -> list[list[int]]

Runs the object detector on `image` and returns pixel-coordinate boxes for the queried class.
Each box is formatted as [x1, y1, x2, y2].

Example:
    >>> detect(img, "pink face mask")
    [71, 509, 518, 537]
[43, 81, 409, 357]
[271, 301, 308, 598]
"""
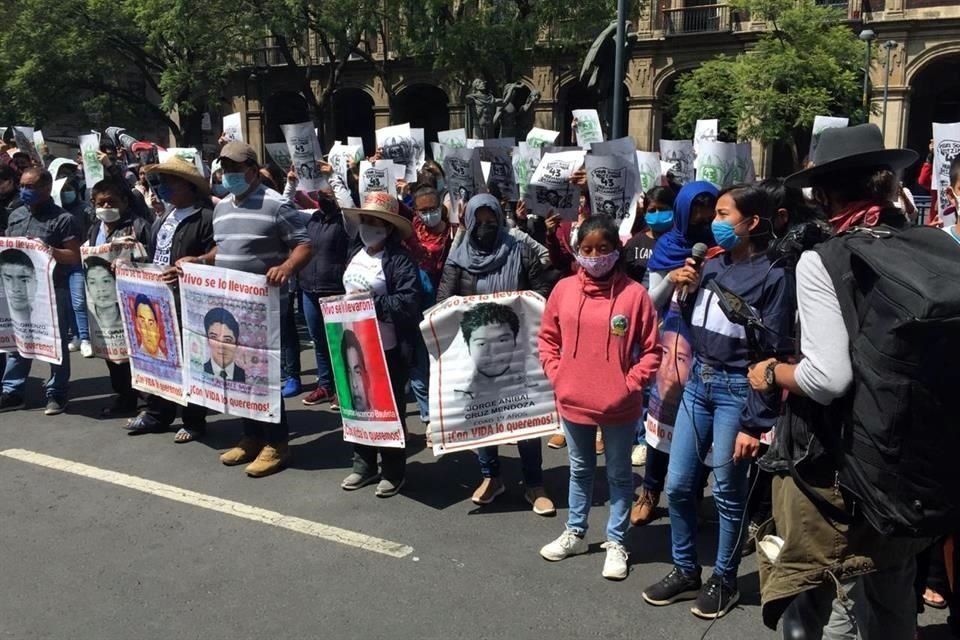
[576, 250, 620, 278]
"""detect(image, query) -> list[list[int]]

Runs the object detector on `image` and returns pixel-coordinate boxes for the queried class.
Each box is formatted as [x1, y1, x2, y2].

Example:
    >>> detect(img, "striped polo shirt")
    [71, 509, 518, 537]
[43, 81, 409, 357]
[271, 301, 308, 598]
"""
[213, 184, 310, 275]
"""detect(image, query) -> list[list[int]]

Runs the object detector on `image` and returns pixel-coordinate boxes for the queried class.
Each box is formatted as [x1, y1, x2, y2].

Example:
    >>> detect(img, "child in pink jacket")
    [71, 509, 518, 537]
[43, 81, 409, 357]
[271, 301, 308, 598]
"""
[538, 214, 661, 580]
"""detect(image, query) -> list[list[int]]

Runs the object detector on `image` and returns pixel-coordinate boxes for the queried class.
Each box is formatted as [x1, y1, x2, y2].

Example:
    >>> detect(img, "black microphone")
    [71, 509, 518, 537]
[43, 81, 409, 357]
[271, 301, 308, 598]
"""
[679, 242, 708, 303]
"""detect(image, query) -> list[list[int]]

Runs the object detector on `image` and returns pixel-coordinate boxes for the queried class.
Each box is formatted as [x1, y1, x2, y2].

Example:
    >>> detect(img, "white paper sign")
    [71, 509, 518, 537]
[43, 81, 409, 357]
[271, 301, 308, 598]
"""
[933, 122, 960, 215]
[809, 116, 849, 162]
[635, 151, 664, 193]
[524, 150, 586, 219]
[479, 145, 517, 201]
[572, 109, 604, 148]
[359, 160, 397, 200]
[697, 141, 753, 188]
[693, 119, 718, 170]
[265, 143, 292, 171]
[347, 136, 365, 155]
[585, 154, 637, 223]
[78, 133, 105, 185]
[222, 113, 243, 143]
[438, 129, 467, 149]
[376, 123, 418, 182]
[328, 143, 363, 188]
[13, 126, 42, 166]
[281, 122, 325, 192]
[660, 140, 695, 184]
[411, 128, 426, 174]
[525, 128, 560, 150]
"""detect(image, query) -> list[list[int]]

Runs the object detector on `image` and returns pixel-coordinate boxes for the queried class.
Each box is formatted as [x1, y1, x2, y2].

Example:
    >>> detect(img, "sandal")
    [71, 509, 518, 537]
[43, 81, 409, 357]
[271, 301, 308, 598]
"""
[923, 588, 948, 609]
[174, 427, 202, 443]
[125, 414, 166, 436]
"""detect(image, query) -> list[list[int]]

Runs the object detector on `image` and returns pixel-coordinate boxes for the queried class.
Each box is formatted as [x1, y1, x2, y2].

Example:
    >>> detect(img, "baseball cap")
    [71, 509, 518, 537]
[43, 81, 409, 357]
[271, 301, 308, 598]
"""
[218, 141, 258, 165]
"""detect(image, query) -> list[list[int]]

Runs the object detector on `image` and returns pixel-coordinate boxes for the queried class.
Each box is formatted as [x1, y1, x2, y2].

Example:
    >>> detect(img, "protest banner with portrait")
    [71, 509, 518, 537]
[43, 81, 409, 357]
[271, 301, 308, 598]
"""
[524, 150, 585, 219]
[222, 112, 243, 143]
[479, 145, 517, 201]
[116, 263, 187, 405]
[421, 291, 561, 455]
[644, 305, 715, 464]
[359, 159, 398, 201]
[321, 294, 405, 449]
[933, 122, 960, 216]
[80, 241, 147, 361]
[179, 263, 281, 423]
[0, 237, 62, 364]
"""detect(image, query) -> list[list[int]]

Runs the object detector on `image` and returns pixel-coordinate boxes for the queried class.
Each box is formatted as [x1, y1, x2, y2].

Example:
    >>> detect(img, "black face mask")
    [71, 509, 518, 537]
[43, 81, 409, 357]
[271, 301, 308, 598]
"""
[473, 221, 500, 251]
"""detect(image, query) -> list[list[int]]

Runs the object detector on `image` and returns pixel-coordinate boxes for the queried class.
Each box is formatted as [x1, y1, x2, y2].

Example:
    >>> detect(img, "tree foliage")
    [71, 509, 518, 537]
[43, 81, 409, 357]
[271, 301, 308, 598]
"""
[666, 0, 866, 161]
[0, 0, 258, 144]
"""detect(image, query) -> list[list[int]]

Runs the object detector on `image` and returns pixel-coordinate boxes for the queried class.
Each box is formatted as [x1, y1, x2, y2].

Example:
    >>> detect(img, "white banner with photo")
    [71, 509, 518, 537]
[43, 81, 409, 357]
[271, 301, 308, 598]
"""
[524, 150, 585, 219]
[421, 292, 560, 455]
[585, 154, 637, 224]
[222, 113, 244, 143]
[328, 142, 363, 188]
[81, 240, 147, 362]
[180, 263, 282, 423]
[0, 237, 62, 364]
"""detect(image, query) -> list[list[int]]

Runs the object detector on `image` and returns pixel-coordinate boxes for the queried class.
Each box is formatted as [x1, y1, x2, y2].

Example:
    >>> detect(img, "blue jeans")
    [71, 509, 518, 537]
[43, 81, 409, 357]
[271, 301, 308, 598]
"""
[666, 360, 751, 586]
[563, 419, 636, 544]
[409, 334, 429, 422]
[477, 439, 543, 487]
[301, 291, 334, 391]
[67, 267, 89, 341]
[2, 288, 71, 400]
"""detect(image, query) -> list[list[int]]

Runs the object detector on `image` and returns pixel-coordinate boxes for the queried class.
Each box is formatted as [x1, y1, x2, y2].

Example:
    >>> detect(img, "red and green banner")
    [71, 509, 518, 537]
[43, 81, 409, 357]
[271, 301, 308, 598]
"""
[322, 293, 404, 448]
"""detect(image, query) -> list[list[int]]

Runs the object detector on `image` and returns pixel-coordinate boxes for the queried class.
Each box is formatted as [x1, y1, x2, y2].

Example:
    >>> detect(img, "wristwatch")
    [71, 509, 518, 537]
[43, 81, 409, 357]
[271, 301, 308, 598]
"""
[764, 361, 779, 388]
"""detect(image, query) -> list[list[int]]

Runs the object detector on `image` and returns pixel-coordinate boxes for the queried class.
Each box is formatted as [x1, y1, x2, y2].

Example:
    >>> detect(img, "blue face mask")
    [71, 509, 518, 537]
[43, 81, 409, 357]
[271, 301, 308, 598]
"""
[221, 172, 250, 196]
[61, 190, 77, 205]
[211, 184, 228, 198]
[20, 187, 40, 207]
[644, 209, 674, 233]
[711, 220, 743, 251]
[154, 183, 173, 203]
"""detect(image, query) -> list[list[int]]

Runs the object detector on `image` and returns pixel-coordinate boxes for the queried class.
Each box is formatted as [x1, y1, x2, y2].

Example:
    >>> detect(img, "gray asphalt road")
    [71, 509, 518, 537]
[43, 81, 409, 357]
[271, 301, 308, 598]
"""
[0, 356, 948, 640]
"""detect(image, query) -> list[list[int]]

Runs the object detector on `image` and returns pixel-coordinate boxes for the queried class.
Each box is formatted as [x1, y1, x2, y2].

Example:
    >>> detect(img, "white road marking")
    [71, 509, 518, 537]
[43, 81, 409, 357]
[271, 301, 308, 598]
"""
[0, 448, 413, 559]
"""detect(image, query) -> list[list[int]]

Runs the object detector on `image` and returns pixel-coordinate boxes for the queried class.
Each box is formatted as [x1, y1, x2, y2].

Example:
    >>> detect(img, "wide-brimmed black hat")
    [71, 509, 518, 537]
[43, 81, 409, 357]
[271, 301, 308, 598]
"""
[785, 123, 918, 188]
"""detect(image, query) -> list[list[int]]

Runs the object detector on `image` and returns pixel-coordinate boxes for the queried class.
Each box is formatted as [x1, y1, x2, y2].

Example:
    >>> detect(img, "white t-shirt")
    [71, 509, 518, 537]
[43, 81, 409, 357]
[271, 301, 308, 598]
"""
[153, 207, 195, 266]
[343, 249, 397, 351]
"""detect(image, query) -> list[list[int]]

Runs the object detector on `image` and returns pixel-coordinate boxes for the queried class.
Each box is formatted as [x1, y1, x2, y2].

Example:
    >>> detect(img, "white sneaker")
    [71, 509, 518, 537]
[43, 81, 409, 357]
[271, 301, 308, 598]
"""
[79, 340, 94, 358]
[601, 541, 629, 580]
[631, 444, 648, 467]
[67, 338, 80, 352]
[540, 530, 588, 562]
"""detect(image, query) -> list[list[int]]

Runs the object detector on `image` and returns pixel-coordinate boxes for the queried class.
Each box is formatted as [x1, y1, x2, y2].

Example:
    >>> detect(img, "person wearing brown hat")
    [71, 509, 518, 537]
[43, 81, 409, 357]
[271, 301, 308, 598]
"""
[123, 156, 215, 441]
[339, 192, 423, 498]
[179, 141, 313, 476]
[748, 124, 933, 638]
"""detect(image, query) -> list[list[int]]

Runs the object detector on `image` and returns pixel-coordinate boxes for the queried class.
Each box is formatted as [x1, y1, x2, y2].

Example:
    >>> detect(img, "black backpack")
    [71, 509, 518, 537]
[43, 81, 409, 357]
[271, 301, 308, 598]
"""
[814, 223, 960, 537]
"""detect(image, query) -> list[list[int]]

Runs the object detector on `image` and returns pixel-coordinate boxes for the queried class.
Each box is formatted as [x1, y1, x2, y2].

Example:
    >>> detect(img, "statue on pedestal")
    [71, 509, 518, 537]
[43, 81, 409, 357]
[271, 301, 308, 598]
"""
[494, 83, 541, 142]
[465, 78, 500, 140]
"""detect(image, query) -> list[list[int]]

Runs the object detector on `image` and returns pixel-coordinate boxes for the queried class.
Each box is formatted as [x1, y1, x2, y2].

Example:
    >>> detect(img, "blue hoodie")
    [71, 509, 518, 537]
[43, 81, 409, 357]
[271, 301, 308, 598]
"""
[646, 181, 719, 272]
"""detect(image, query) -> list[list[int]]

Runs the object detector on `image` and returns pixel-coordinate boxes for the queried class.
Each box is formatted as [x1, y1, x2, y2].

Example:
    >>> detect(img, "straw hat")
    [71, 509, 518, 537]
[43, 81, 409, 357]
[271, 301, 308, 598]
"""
[144, 156, 210, 197]
[343, 191, 413, 240]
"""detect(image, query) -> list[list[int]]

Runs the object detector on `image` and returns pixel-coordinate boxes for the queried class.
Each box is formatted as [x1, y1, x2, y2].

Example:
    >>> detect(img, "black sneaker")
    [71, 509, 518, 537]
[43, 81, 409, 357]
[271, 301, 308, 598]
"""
[642, 566, 703, 606]
[690, 575, 740, 619]
[0, 393, 25, 413]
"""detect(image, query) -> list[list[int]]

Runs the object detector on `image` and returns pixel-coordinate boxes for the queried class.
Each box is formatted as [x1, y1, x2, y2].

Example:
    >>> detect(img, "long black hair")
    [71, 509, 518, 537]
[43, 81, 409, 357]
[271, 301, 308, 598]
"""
[718, 183, 776, 249]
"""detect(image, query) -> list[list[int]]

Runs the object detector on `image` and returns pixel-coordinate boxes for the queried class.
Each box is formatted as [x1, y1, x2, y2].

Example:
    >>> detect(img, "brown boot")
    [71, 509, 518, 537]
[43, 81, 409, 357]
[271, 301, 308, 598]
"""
[471, 477, 505, 505]
[220, 437, 264, 466]
[547, 433, 566, 449]
[245, 442, 289, 478]
[524, 486, 556, 516]
[630, 488, 660, 526]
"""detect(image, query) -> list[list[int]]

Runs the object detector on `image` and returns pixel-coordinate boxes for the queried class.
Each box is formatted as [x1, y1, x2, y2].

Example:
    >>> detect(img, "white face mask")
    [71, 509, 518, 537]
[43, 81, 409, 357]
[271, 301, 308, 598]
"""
[358, 222, 389, 248]
[95, 207, 121, 223]
[418, 209, 442, 228]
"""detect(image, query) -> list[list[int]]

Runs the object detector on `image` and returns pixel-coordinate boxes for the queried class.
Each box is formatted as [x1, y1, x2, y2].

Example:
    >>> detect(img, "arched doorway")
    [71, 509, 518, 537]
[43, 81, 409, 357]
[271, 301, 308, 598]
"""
[332, 88, 375, 156]
[264, 91, 310, 144]
[905, 53, 960, 188]
[559, 81, 629, 145]
[392, 84, 450, 149]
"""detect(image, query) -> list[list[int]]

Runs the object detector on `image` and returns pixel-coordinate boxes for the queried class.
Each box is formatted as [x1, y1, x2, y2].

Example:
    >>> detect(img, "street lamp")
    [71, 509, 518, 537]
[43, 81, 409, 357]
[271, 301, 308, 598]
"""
[881, 39, 897, 141]
[611, 0, 628, 138]
[859, 29, 876, 116]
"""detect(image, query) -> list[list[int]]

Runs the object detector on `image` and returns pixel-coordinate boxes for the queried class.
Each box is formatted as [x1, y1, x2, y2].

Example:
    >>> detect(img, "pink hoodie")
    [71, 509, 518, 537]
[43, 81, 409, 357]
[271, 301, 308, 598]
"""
[539, 268, 661, 425]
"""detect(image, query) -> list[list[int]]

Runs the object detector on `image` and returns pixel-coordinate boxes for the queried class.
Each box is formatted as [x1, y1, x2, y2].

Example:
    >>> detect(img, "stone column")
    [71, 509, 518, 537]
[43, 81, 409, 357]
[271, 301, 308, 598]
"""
[628, 98, 656, 150]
